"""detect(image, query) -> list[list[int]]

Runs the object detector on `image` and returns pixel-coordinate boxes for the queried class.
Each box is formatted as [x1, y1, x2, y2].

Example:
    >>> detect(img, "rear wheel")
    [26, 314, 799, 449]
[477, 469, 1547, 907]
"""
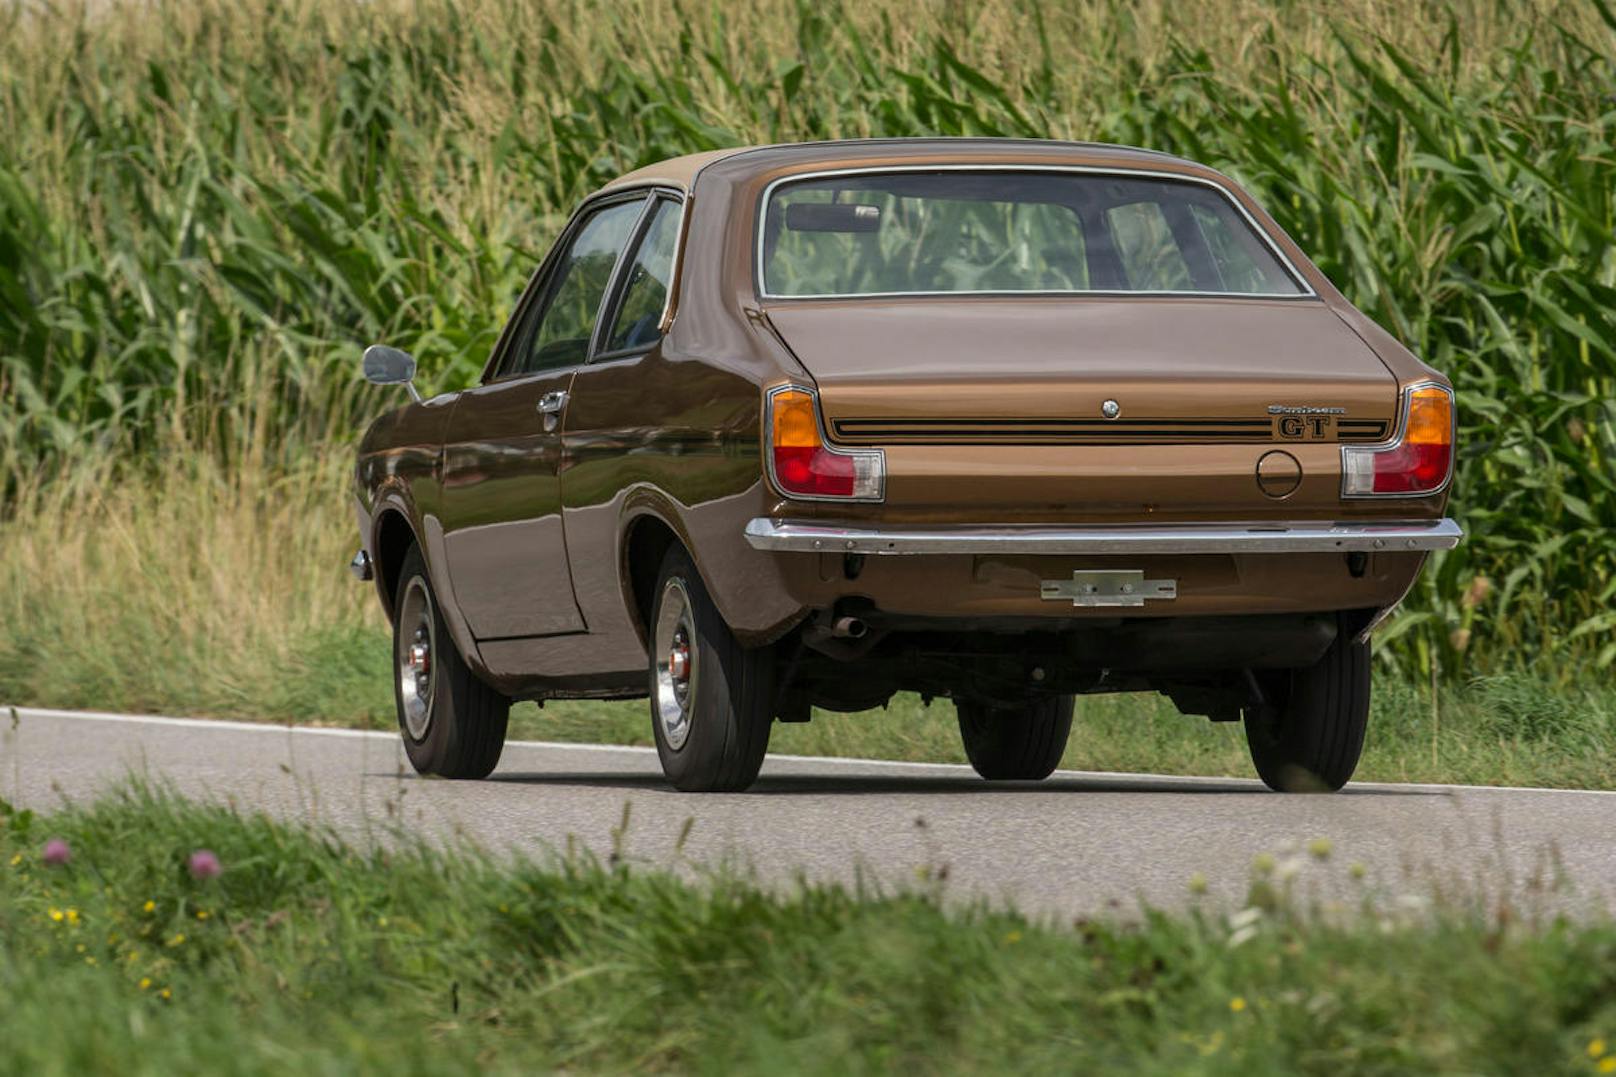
[1243, 624, 1370, 792]
[955, 696, 1074, 780]
[648, 546, 775, 792]
[393, 545, 510, 779]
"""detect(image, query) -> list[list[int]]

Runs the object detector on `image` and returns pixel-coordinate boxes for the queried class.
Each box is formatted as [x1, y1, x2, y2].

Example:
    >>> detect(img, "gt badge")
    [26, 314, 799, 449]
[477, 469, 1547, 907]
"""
[1268, 404, 1345, 440]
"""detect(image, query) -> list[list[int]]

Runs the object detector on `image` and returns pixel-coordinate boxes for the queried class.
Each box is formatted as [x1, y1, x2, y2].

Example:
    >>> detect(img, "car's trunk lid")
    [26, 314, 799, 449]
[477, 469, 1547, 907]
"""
[766, 298, 1398, 440]
[763, 297, 1401, 519]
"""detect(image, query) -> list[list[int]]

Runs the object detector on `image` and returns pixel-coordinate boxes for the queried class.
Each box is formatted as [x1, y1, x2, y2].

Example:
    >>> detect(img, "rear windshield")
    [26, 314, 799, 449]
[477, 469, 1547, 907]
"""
[760, 170, 1307, 298]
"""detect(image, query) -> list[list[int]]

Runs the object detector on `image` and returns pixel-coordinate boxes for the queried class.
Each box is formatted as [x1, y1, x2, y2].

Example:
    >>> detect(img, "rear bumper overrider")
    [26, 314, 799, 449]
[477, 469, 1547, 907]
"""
[743, 518, 1463, 556]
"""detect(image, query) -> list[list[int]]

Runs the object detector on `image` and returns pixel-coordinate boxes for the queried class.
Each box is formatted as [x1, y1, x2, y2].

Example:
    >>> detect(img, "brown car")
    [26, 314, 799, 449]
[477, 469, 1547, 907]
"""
[352, 138, 1460, 793]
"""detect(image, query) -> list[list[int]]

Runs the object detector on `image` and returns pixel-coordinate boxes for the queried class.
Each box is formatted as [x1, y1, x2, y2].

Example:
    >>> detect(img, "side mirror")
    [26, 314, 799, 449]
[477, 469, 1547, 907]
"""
[362, 345, 422, 403]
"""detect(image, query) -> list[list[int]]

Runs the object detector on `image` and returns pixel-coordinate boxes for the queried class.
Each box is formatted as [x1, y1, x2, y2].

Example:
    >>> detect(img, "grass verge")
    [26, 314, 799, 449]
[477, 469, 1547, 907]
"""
[3, 786, 1615, 1074]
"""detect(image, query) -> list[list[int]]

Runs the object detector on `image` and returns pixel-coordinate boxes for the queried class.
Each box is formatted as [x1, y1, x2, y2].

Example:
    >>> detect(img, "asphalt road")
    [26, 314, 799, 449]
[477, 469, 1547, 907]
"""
[5, 707, 1614, 920]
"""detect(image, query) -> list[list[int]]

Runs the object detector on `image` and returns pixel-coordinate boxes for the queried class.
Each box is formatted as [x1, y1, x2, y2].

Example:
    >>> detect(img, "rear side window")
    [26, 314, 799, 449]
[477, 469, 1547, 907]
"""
[516, 197, 645, 374]
[602, 198, 682, 353]
[760, 170, 1306, 298]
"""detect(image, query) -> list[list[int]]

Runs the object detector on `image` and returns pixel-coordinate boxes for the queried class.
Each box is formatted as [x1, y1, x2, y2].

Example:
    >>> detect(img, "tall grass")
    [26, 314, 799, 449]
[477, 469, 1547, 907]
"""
[0, 449, 382, 723]
[1, 0, 1613, 677]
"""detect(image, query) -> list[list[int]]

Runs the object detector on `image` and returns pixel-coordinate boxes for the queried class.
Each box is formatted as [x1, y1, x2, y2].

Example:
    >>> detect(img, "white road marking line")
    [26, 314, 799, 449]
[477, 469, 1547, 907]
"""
[7, 704, 1614, 797]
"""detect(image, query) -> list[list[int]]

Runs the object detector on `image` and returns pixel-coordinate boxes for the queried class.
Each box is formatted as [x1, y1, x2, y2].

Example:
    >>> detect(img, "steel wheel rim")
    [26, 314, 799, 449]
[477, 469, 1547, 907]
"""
[396, 576, 436, 742]
[653, 578, 697, 752]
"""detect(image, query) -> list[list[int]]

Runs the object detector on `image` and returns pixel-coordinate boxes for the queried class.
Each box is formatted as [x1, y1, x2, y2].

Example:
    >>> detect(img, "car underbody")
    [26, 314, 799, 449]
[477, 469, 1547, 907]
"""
[774, 607, 1374, 723]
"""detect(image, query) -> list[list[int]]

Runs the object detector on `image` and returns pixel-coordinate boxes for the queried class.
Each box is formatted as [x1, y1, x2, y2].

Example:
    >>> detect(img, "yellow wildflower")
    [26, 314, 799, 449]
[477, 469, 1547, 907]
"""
[75, 944, 85, 954]
[84, 957, 96, 966]
[1591, 1040, 1608, 1059]
[142, 900, 155, 914]
[195, 910, 209, 921]
[47, 908, 64, 923]
[1004, 930, 1022, 944]
[1230, 997, 1248, 1013]
[65, 908, 80, 925]
[159, 988, 172, 1001]
[138, 977, 152, 990]
[8, 853, 20, 867]
[166, 933, 186, 947]
[1599, 1059, 1616, 1075]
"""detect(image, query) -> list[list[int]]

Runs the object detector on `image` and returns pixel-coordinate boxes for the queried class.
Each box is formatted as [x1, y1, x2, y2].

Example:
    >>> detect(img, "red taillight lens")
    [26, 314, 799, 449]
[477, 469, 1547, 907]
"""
[1342, 384, 1454, 497]
[767, 387, 884, 501]
[774, 445, 858, 495]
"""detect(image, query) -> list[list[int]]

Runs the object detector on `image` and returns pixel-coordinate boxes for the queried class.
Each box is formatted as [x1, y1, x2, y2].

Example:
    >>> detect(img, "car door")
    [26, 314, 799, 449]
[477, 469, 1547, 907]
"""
[438, 193, 650, 640]
[560, 193, 722, 670]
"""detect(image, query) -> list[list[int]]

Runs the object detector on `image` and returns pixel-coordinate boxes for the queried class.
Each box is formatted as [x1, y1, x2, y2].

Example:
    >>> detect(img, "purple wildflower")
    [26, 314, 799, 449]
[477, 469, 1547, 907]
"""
[187, 849, 222, 880]
[41, 838, 71, 866]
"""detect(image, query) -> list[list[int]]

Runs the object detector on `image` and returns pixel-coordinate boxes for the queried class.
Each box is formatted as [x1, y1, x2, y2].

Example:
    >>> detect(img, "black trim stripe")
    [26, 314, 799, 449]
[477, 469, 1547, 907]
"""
[830, 416, 1392, 444]
[1337, 419, 1392, 441]
[837, 418, 1272, 429]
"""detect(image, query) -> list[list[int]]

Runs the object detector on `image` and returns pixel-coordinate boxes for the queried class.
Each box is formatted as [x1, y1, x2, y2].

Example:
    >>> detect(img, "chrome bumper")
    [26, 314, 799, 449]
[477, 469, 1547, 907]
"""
[743, 518, 1463, 556]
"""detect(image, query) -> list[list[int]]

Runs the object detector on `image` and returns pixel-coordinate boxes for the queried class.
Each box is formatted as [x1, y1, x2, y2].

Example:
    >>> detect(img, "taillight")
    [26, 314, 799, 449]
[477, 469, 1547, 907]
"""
[1341, 383, 1454, 497]
[765, 385, 884, 501]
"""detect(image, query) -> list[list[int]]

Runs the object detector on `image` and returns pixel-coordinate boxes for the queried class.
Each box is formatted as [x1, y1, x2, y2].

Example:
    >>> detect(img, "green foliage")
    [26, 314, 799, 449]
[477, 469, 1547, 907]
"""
[3, 785, 1616, 1074]
[0, 0, 1611, 675]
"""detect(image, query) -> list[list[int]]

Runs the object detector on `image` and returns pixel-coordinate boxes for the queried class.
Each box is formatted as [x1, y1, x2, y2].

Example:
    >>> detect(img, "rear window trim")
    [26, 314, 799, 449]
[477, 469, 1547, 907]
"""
[753, 164, 1317, 301]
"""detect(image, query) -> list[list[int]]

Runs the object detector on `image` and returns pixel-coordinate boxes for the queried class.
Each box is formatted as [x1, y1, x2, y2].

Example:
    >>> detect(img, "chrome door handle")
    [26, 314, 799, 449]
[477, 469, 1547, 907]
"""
[537, 390, 569, 414]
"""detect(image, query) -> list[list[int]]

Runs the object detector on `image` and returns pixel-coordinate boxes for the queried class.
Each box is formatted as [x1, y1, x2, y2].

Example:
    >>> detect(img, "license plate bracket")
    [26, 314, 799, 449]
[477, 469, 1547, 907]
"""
[1040, 569, 1178, 608]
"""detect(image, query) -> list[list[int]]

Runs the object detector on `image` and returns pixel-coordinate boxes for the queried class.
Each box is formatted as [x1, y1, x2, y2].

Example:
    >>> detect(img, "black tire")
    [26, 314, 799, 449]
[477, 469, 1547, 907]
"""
[393, 544, 509, 779]
[647, 546, 774, 792]
[1243, 623, 1370, 792]
[955, 696, 1075, 780]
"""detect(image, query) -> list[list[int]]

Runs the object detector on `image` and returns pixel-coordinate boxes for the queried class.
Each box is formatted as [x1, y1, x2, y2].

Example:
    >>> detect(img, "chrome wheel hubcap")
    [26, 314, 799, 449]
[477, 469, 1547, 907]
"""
[396, 577, 436, 741]
[653, 579, 696, 752]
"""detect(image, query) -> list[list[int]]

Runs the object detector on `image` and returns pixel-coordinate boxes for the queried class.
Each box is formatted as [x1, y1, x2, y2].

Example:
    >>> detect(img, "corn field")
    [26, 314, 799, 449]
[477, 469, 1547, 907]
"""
[0, 0, 1612, 676]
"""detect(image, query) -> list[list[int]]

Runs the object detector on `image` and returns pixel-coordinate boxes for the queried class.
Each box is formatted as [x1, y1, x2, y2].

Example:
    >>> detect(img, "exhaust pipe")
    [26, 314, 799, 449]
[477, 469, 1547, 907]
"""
[800, 610, 879, 659]
[830, 616, 867, 639]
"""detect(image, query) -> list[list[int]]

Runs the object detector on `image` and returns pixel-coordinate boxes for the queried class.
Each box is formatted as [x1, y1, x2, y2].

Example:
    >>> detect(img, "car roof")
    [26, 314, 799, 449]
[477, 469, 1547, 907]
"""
[591, 138, 1199, 198]
[594, 148, 752, 196]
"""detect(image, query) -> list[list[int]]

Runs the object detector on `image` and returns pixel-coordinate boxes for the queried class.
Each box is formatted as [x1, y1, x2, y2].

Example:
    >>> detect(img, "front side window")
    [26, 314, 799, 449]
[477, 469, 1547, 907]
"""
[760, 170, 1305, 298]
[516, 197, 645, 374]
[603, 198, 682, 353]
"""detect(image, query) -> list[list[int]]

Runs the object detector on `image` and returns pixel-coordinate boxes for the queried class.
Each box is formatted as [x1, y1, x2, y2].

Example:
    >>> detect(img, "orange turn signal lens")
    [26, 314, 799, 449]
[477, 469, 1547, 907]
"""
[1404, 385, 1452, 446]
[771, 388, 821, 449]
